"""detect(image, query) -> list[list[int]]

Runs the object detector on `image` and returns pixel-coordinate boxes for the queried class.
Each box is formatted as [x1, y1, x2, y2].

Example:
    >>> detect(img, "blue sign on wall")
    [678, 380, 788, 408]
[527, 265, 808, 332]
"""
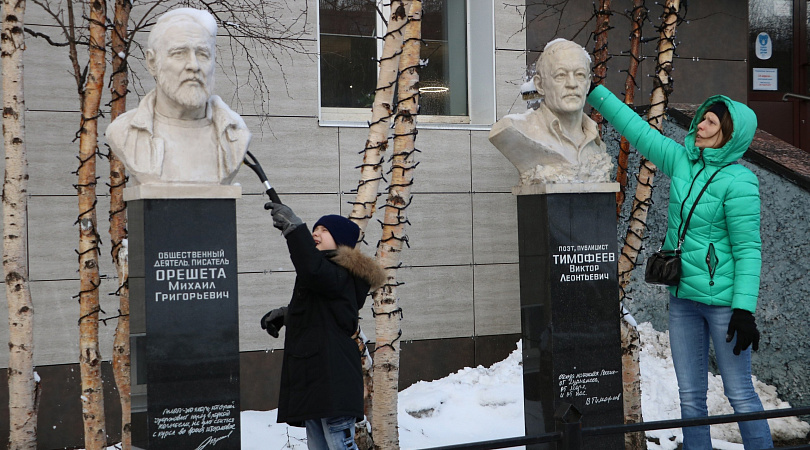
[755, 32, 772, 60]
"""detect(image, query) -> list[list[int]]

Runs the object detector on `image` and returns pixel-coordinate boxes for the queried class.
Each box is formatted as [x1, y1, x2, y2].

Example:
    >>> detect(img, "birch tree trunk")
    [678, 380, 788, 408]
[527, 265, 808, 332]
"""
[349, 2, 410, 442]
[370, 1, 421, 448]
[351, 328, 374, 450]
[588, 0, 610, 130]
[615, 2, 649, 449]
[2, 0, 39, 447]
[647, 0, 680, 134]
[77, 0, 108, 447]
[618, 3, 681, 448]
[349, 0, 410, 239]
[109, 0, 132, 447]
[621, 314, 645, 450]
[616, 0, 646, 215]
[618, 0, 680, 293]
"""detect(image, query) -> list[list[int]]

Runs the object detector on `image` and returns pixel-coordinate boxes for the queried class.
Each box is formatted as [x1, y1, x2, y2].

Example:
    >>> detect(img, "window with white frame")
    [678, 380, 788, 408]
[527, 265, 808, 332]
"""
[318, 0, 495, 127]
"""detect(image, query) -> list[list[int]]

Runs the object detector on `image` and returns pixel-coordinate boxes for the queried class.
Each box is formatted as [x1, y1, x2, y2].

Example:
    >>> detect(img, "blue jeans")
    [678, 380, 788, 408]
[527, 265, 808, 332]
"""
[668, 294, 773, 449]
[305, 416, 358, 450]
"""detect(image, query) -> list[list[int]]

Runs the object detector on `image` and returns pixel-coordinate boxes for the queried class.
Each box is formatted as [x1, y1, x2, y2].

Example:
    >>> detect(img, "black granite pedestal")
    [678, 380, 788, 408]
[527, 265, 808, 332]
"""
[517, 190, 624, 450]
[129, 198, 241, 449]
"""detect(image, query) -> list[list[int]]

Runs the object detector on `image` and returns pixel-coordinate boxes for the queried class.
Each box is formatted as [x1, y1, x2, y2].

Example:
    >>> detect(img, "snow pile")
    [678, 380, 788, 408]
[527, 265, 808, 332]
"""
[234, 345, 526, 450]
[637, 322, 810, 449]
[397, 343, 525, 449]
[97, 322, 808, 450]
[241, 410, 306, 449]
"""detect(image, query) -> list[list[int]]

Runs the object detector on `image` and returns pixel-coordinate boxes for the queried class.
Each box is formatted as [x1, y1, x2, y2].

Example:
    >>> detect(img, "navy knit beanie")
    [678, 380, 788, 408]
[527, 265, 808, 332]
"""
[707, 101, 728, 122]
[313, 215, 360, 248]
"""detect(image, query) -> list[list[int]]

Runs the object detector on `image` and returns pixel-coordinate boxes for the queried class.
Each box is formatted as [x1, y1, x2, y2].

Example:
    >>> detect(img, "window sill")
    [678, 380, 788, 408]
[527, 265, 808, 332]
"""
[319, 108, 493, 131]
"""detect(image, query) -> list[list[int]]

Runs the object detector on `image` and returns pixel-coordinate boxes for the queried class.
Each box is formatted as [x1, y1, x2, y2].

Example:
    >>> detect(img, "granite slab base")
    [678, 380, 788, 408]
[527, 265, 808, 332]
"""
[517, 188, 624, 450]
[129, 197, 241, 449]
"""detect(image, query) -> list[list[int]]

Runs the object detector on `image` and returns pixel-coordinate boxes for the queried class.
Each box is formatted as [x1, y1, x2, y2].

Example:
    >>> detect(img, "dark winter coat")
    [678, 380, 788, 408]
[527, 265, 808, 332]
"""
[276, 225, 386, 426]
[588, 85, 762, 312]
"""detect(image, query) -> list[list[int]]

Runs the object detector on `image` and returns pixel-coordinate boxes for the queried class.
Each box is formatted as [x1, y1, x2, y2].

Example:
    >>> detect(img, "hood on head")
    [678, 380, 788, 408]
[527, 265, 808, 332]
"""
[684, 95, 758, 165]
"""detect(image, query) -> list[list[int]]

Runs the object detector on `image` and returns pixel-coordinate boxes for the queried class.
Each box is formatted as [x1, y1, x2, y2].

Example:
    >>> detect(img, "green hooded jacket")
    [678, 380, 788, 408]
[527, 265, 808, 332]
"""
[588, 85, 761, 312]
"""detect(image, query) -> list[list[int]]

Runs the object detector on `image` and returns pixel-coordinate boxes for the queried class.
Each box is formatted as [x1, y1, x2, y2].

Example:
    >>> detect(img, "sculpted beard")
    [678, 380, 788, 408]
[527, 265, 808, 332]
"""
[156, 62, 214, 110]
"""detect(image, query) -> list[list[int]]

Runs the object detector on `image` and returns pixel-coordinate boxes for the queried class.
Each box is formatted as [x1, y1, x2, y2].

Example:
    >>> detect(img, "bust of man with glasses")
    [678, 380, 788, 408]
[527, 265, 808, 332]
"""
[106, 8, 250, 187]
[489, 39, 611, 185]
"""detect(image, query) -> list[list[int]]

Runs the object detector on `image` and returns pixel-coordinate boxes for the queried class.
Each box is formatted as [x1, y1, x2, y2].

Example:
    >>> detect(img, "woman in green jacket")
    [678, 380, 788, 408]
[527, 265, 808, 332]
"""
[588, 85, 772, 449]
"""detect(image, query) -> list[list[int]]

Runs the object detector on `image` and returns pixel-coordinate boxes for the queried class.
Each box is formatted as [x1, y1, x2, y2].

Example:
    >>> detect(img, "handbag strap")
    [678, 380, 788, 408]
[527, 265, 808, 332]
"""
[676, 163, 732, 250]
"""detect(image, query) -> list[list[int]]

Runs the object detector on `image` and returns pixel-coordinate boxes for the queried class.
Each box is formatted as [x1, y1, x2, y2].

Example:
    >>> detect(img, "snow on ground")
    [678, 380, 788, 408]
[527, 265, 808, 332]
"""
[101, 322, 809, 450]
[236, 348, 525, 450]
[637, 322, 810, 450]
[235, 321, 808, 449]
[397, 345, 525, 449]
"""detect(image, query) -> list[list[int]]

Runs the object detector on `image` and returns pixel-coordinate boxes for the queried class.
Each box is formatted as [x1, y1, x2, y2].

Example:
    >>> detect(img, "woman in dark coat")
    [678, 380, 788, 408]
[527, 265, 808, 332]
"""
[261, 204, 385, 450]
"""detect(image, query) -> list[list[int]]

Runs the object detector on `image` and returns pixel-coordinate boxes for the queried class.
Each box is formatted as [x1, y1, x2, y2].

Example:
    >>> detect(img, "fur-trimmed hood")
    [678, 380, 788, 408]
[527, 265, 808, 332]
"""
[329, 246, 387, 290]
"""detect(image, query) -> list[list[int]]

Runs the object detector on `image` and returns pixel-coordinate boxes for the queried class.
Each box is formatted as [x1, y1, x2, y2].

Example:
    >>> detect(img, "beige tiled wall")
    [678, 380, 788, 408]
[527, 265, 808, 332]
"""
[0, 0, 525, 367]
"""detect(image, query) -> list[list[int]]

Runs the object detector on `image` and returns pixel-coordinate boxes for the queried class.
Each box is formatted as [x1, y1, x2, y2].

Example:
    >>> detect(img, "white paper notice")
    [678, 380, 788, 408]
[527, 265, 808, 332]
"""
[753, 68, 778, 91]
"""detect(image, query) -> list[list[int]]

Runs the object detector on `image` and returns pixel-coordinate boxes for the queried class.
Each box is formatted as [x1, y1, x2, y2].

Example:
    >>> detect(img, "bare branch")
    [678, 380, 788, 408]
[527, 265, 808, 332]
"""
[23, 26, 69, 46]
[194, 0, 312, 116]
[28, 0, 87, 96]
[119, 0, 313, 117]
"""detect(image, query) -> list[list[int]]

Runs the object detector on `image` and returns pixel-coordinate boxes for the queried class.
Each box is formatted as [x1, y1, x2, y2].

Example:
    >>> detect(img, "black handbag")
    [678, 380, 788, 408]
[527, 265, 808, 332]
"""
[644, 249, 681, 286]
[644, 164, 731, 286]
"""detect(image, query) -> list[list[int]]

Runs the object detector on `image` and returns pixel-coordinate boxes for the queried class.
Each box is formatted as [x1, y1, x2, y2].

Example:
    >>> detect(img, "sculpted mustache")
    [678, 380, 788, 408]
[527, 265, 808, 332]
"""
[181, 78, 205, 85]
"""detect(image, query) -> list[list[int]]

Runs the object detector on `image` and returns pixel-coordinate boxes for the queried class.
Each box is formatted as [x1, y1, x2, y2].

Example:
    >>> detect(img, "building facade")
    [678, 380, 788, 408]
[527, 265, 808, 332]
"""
[1, 0, 809, 447]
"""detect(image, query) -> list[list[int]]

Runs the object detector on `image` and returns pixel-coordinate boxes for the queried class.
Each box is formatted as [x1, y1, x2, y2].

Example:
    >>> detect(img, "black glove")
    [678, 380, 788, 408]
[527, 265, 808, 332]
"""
[264, 202, 303, 235]
[260, 307, 288, 338]
[726, 309, 760, 356]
